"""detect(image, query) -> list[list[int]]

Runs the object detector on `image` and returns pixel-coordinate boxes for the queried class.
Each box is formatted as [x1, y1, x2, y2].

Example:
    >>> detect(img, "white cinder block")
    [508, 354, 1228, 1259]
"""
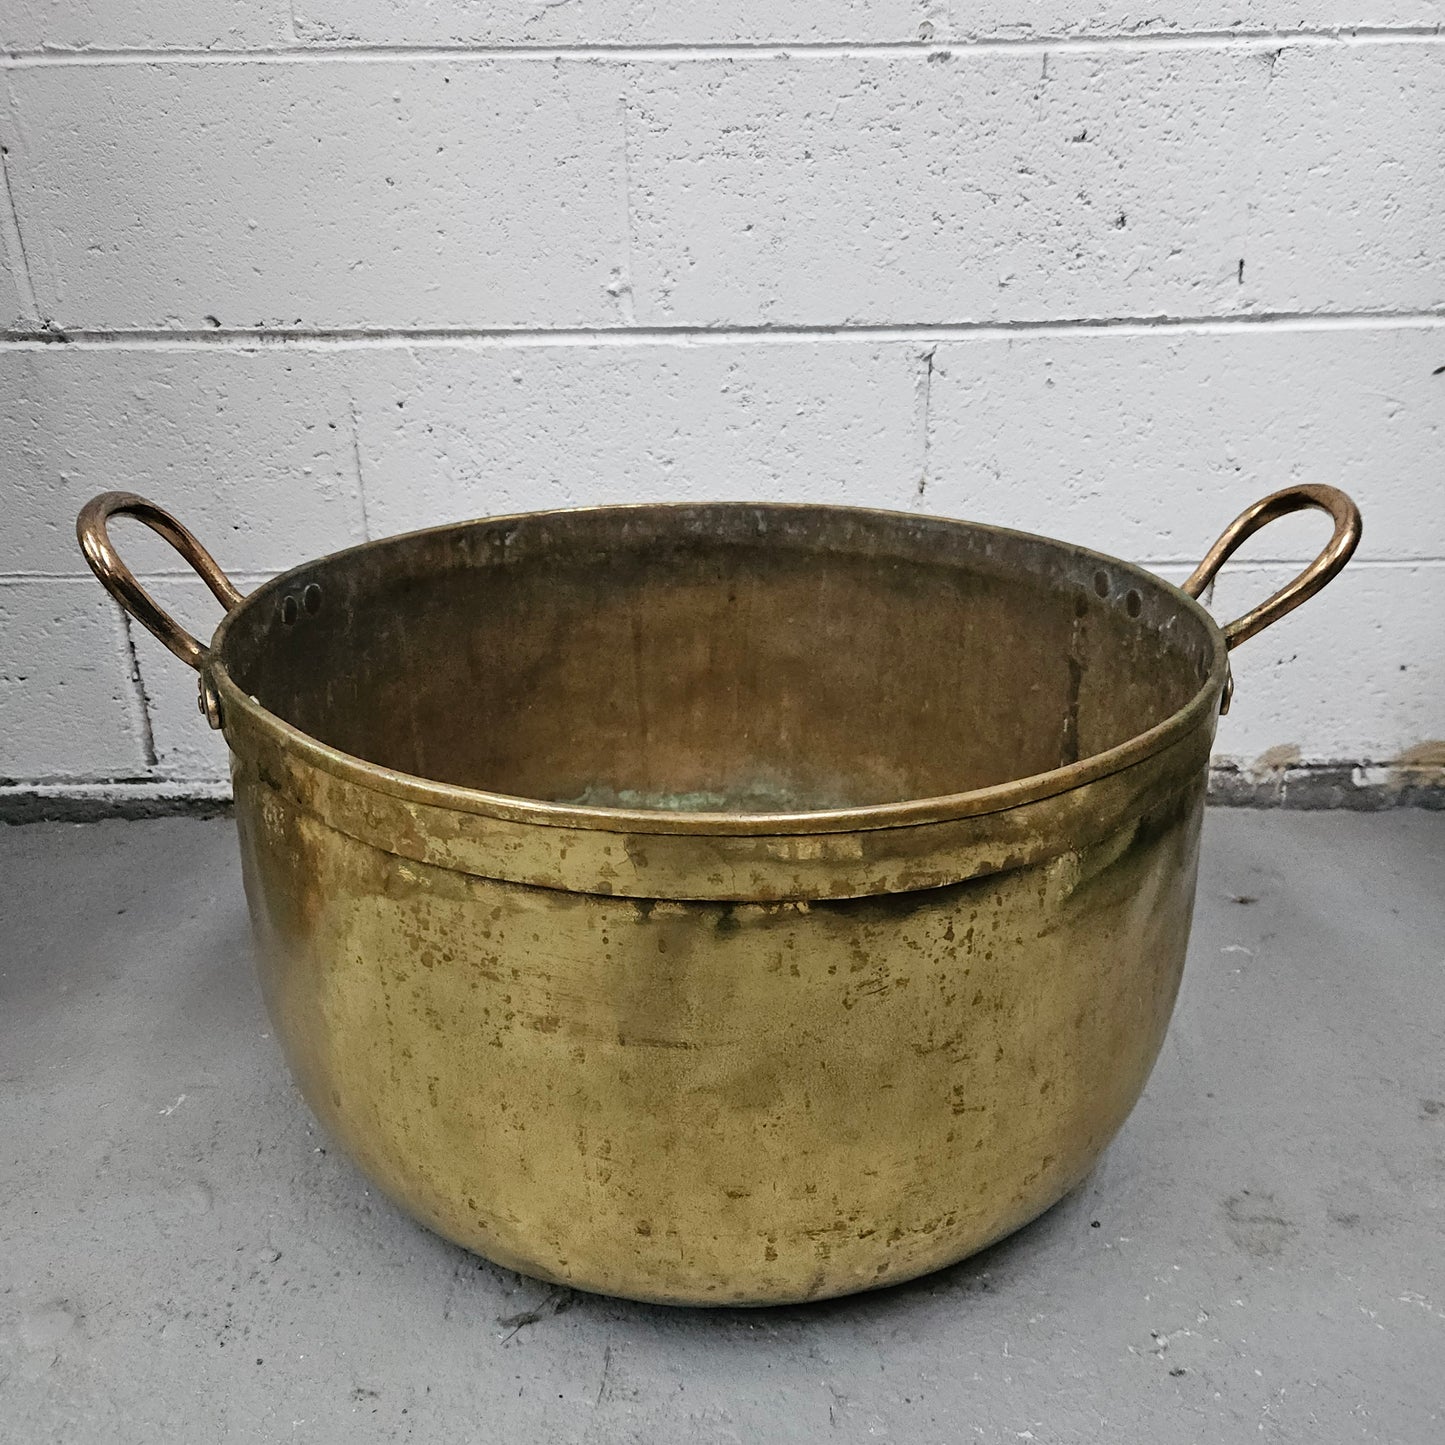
[5, 0, 1440, 49]
[8, 49, 1440, 332]
[128, 576, 245, 784]
[1, 1, 291, 51]
[2, 62, 628, 331]
[1209, 563, 1445, 764]
[1250, 45, 1445, 315]
[924, 328, 1445, 563]
[629, 47, 1444, 327]
[0, 349, 367, 575]
[292, 0, 926, 45]
[353, 343, 920, 535]
[11, 326, 1438, 572]
[627, 51, 1264, 327]
[0, 580, 147, 781]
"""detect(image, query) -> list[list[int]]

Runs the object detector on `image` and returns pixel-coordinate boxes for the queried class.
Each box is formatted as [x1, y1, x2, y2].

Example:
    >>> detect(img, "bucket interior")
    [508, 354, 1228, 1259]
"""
[220, 506, 1218, 813]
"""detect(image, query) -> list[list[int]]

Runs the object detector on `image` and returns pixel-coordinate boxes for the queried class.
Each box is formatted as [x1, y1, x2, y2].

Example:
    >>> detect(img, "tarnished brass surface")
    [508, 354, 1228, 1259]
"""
[78, 493, 1359, 1304]
[235, 754, 1206, 1304]
[1183, 484, 1363, 647]
[77, 490, 245, 671]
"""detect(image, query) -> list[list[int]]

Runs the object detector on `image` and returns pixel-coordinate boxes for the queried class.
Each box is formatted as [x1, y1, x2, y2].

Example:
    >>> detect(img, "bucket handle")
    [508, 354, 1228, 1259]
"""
[77, 492, 245, 724]
[1183, 484, 1361, 649]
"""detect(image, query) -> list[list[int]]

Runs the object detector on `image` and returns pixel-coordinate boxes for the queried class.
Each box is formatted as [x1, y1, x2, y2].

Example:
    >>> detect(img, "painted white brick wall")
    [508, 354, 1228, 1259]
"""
[1, 7, 1441, 805]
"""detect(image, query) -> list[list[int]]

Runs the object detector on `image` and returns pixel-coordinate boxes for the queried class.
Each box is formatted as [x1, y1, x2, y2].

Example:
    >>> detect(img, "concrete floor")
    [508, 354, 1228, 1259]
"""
[1, 812, 1442, 1444]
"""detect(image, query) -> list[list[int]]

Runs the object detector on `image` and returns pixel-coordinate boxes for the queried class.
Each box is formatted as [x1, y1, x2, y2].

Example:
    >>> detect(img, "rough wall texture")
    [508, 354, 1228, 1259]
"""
[1, 7, 1442, 810]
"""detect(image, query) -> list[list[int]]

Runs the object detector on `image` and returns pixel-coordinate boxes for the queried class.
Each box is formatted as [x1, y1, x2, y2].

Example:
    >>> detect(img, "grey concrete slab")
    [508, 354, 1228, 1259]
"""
[1, 812, 1442, 1444]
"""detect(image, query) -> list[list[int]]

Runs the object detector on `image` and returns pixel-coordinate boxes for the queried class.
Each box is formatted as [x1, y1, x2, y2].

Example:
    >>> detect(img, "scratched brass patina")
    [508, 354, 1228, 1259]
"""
[78, 488, 1360, 1305]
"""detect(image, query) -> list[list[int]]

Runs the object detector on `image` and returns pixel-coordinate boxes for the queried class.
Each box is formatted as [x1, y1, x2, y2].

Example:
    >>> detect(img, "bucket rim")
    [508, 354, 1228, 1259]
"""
[211, 500, 1229, 838]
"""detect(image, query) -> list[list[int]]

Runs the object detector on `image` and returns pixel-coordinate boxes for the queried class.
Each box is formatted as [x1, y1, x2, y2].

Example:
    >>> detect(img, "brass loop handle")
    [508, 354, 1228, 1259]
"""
[76, 491, 245, 671]
[1182, 484, 1362, 650]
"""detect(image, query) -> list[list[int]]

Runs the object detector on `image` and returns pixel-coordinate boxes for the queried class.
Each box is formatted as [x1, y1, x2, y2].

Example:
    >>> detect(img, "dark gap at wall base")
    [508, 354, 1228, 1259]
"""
[2, 765, 1441, 824]
[1207, 764, 1445, 812]
[0, 793, 236, 824]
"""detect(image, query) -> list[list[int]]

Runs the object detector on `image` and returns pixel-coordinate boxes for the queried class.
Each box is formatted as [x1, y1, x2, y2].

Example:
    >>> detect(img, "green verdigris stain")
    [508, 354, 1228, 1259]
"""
[554, 780, 857, 814]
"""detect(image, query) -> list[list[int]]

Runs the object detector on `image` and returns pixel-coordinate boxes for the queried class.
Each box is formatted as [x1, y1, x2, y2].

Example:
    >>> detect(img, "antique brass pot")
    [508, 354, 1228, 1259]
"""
[79, 487, 1359, 1305]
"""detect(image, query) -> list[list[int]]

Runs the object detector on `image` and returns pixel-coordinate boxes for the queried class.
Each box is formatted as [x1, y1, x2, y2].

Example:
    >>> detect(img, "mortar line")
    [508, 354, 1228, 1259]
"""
[1133, 556, 1445, 570]
[0, 571, 277, 583]
[5, 309, 1445, 351]
[118, 612, 159, 769]
[349, 396, 371, 540]
[4, 28, 1444, 66]
[914, 346, 936, 503]
[5, 560, 1443, 581]
[0, 138, 39, 322]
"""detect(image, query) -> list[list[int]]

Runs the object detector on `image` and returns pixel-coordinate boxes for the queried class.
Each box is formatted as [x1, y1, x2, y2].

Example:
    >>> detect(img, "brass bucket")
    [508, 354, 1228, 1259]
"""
[78, 487, 1359, 1305]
